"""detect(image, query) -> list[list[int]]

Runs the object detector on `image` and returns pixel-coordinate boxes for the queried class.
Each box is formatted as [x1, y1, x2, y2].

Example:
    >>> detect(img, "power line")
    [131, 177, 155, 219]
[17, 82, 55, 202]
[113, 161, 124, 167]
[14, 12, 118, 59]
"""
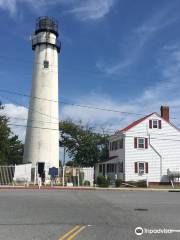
[2, 92, 180, 137]
[1, 116, 59, 125]
[8, 123, 59, 131]
[1, 89, 180, 137]
[1, 89, 178, 120]
[5, 110, 180, 139]
[0, 88, 150, 116]
[7, 122, 180, 142]
[2, 94, 60, 122]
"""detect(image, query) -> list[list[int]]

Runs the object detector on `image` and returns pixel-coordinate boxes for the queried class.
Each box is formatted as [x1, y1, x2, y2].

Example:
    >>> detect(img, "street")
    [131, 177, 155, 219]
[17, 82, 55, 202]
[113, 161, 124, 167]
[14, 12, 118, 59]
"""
[0, 189, 180, 239]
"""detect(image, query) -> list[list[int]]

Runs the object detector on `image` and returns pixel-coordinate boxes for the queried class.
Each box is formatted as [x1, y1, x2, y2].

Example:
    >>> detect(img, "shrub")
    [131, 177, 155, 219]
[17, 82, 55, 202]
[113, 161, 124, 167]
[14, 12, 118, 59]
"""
[136, 180, 147, 188]
[107, 176, 111, 185]
[115, 179, 122, 187]
[84, 180, 90, 186]
[97, 176, 109, 188]
[79, 172, 84, 186]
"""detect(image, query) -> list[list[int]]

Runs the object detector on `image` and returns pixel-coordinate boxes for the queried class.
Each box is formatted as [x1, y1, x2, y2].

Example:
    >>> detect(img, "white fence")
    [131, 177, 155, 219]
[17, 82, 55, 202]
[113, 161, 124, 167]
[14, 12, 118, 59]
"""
[81, 167, 94, 186]
[0, 166, 15, 185]
[0, 164, 94, 186]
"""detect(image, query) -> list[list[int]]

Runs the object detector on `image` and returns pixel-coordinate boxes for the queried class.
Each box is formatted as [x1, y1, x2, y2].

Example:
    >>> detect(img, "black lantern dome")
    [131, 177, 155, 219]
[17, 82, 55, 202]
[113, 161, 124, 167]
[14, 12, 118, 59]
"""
[32, 16, 61, 53]
[35, 16, 59, 37]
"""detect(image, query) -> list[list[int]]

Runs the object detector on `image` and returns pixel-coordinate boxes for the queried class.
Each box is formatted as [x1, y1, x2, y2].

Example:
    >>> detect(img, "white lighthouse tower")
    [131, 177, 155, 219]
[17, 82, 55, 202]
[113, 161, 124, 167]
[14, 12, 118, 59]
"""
[23, 17, 60, 174]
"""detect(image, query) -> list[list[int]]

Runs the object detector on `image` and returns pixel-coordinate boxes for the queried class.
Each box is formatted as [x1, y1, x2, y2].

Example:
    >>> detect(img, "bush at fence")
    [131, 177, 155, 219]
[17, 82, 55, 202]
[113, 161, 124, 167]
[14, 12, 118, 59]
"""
[125, 180, 147, 188]
[136, 180, 147, 188]
[97, 176, 109, 188]
[84, 180, 90, 186]
[115, 179, 122, 187]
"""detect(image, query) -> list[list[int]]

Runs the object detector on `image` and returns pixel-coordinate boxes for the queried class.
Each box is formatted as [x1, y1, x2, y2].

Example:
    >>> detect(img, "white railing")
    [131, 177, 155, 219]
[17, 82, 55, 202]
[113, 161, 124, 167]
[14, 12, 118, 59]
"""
[0, 166, 15, 185]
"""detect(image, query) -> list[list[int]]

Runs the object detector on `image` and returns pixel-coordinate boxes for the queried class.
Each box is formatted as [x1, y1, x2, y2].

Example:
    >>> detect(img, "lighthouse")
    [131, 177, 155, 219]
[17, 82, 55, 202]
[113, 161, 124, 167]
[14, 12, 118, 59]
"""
[23, 17, 60, 173]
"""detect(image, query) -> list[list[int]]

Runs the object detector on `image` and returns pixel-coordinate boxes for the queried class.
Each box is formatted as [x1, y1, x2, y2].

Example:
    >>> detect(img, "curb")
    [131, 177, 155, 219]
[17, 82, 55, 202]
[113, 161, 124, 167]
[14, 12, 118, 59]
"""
[0, 186, 95, 190]
[0, 186, 178, 191]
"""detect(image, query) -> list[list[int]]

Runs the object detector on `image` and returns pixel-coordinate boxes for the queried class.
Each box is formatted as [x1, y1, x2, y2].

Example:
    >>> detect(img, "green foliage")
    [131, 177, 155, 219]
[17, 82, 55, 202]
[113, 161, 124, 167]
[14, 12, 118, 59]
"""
[59, 160, 62, 168]
[79, 172, 84, 186]
[107, 176, 111, 185]
[136, 180, 147, 188]
[59, 120, 109, 167]
[126, 180, 147, 188]
[0, 103, 23, 165]
[97, 176, 109, 188]
[66, 160, 79, 167]
[115, 179, 122, 187]
[84, 180, 90, 186]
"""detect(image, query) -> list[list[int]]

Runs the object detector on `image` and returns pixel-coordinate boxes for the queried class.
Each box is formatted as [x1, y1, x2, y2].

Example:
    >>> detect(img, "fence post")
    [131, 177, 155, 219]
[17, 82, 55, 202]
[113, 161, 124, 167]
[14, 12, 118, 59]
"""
[62, 166, 65, 187]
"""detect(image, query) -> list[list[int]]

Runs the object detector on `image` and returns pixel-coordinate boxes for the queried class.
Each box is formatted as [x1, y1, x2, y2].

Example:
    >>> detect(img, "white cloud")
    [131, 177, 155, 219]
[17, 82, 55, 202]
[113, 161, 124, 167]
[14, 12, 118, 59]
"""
[0, 0, 17, 16]
[62, 45, 180, 133]
[1, 103, 28, 142]
[65, 0, 115, 21]
[2, 44, 180, 139]
[0, 0, 115, 21]
[61, 93, 138, 132]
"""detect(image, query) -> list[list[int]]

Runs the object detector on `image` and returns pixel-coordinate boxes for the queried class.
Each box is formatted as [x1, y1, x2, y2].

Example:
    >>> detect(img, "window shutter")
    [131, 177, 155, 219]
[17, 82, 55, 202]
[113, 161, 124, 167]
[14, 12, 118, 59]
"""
[134, 137, 137, 148]
[145, 162, 149, 173]
[149, 120, 152, 129]
[145, 138, 148, 149]
[158, 120, 162, 129]
[134, 162, 138, 173]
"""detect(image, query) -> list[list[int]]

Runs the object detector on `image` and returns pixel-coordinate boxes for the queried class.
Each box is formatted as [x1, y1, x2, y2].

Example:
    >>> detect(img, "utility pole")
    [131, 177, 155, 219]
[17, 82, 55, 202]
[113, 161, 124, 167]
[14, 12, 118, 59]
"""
[62, 146, 66, 186]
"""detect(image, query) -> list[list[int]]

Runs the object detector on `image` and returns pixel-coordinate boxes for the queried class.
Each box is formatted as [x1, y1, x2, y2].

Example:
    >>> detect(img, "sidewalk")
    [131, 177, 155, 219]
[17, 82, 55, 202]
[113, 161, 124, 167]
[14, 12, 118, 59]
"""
[0, 185, 179, 191]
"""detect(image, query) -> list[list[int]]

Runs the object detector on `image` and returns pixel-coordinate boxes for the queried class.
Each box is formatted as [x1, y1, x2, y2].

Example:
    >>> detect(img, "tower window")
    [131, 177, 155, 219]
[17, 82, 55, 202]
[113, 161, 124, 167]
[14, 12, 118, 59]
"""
[44, 60, 49, 68]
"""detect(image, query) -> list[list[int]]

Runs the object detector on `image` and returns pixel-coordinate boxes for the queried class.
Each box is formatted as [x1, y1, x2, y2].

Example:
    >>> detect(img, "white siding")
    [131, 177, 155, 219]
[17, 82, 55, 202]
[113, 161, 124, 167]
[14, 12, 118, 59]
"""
[125, 113, 180, 182]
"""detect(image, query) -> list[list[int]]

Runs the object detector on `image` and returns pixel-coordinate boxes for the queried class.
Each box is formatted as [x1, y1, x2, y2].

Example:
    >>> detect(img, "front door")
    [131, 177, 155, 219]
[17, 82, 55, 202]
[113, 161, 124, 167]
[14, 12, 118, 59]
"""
[37, 162, 45, 177]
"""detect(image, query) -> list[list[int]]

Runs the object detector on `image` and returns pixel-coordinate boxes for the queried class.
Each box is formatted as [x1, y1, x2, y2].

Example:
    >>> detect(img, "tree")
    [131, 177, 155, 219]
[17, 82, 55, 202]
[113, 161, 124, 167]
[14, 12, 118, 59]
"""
[59, 120, 109, 167]
[66, 160, 78, 167]
[0, 103, 24, 165]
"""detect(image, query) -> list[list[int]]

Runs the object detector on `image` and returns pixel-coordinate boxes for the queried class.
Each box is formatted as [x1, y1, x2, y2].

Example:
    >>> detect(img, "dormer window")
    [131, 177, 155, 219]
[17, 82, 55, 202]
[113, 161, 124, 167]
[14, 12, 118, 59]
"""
[149, 119, 162, 129]
[153, 120, 158, 128]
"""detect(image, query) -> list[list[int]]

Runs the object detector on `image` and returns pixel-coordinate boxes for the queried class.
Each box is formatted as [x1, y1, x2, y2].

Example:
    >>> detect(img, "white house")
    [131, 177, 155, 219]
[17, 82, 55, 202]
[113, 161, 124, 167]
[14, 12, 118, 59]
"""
[96, 106, 180, 183]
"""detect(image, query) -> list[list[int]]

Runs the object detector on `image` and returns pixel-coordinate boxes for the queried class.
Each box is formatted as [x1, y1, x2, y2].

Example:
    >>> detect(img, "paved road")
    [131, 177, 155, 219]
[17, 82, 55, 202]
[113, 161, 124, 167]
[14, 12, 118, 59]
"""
[0, 189, 180, 240]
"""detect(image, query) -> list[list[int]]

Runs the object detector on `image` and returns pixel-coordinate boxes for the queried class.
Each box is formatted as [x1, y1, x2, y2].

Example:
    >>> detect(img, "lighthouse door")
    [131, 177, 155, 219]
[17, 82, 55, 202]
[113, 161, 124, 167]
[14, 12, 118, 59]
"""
[38, 162, 45, 177]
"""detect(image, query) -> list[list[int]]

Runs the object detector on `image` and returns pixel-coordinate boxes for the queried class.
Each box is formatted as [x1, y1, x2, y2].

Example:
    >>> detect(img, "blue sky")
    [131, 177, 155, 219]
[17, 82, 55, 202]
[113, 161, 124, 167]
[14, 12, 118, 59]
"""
[1, 0, 180, 141]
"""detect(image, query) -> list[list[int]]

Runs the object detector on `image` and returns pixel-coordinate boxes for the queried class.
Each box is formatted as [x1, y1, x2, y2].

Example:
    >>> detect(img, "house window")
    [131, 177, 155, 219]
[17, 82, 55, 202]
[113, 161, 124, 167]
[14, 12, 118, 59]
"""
[118, 139, 123, 149]
[107, 164, 110, 173]
[134, 137, 148, 149]
[115, 141, 118, 150]
[118, 162, 123, 173]
[134, 162, 148, 174]
[109, 142, 112, 151]
[153, 120, 158, 128]
[107, 164, 115, 173]
[149, 119, 162, 129]
[99, 164, 102, 173]
[112, 141, 117, 150]
[138, 138, 145, 149]
[111, 164, 114, 173]
[112, 142, 114, 150]
[44, 60, 49, 68]
[138, 162, 145, 174]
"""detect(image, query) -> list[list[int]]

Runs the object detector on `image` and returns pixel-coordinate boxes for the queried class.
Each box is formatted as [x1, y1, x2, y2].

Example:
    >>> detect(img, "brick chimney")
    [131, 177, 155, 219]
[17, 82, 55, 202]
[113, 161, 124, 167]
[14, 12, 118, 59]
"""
[161, 106, 169, 122]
